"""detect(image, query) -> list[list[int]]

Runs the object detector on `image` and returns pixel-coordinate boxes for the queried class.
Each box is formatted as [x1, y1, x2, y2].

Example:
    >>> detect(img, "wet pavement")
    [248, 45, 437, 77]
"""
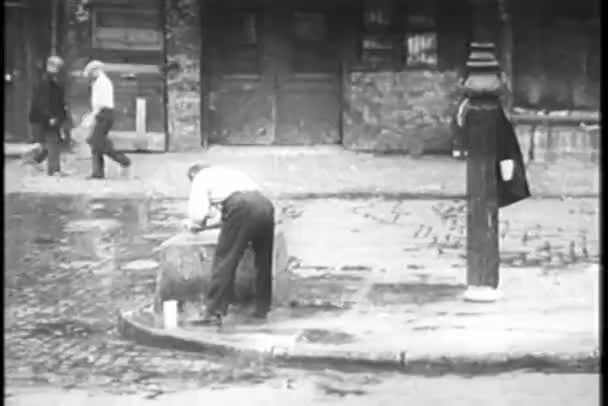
[4, 193, 600, 395]
[4, 193, 278, 395]
[5, 373, 600, 406]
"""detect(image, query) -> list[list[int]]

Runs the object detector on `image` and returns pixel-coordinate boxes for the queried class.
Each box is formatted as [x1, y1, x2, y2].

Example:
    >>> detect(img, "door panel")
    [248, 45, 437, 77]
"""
[275, 76, 340, 144]
[108, 76, 137, 132]
[210, 77, 274, 144]
[207, 8, 273, 145]
[90, 5, 165, 151]
[4, 4, 28, 142]
[206, 1, 342, 146]
[275, 9, 341, 144]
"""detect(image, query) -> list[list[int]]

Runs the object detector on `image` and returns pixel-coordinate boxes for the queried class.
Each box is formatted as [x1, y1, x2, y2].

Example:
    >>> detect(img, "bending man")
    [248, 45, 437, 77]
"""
[184, 163, 275, 325]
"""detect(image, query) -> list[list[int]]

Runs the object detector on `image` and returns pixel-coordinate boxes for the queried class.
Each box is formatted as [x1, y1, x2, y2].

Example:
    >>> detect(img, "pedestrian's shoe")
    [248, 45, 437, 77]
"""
[86, 174, 104, 180]
[120, 163, 132, 179]
[20, 159, 43, 170]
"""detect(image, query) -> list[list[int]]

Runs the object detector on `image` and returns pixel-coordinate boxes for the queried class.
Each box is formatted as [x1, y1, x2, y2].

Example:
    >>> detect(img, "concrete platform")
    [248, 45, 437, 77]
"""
[118, 264, 600, 373]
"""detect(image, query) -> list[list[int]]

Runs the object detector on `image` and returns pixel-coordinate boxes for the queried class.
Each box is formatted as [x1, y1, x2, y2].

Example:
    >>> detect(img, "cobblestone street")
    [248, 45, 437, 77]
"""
[4, 195, 278, 396]
[4, 192, 599, 395]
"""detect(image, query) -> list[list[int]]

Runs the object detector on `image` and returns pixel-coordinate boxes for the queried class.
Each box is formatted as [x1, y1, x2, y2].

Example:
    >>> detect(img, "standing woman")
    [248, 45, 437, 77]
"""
[451, 75, 530, 208]
[81, 60, 131, 179]
[28, 55, 68, 176]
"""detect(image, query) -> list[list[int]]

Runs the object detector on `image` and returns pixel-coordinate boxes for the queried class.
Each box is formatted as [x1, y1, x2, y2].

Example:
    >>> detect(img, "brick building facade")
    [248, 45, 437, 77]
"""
[14, 0, 599, 156]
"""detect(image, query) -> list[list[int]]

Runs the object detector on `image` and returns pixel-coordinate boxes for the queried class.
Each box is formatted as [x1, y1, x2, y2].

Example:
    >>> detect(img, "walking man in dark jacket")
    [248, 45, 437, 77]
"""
[28, 55, 68, 176]
[82, 60, 131, 179]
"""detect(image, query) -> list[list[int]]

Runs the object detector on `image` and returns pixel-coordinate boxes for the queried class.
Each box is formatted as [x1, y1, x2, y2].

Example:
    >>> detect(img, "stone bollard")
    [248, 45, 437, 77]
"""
[154, 228, 290, 314]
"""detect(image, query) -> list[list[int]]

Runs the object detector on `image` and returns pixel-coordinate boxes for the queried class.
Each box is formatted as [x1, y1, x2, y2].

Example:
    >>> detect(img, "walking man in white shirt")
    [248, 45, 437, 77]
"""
[184, 163, 275, 325]
[82, 60, 131, 179]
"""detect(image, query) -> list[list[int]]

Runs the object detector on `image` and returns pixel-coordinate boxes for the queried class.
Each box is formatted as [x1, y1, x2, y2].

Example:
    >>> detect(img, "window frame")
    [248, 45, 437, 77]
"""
[91, 6, 163, 52]
[358, 0, 439, 71]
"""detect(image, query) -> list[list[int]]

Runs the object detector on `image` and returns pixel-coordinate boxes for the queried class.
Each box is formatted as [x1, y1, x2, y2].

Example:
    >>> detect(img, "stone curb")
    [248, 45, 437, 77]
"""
[117, 305, 600, 374]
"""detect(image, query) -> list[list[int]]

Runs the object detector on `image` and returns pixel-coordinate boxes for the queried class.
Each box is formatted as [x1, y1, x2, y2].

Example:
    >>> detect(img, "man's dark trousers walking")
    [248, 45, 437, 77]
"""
[28, 56, 67, 175]
[205, 191, 275, 318]
[33, 127, 62, 175]
[87, 108, 130, 178]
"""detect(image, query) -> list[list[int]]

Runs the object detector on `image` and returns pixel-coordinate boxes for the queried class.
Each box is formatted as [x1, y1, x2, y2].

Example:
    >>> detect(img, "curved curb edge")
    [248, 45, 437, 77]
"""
[117, 305, 601, 374]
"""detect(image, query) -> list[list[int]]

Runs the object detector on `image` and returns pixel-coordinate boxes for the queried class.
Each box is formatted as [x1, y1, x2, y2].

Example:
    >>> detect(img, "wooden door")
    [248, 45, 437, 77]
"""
[205, 0, 342, 145]
[89, 4, 165, 151]
[4, 3, 28, 142]
[274, 5, 342, 144]
[206, 6, 274, 145]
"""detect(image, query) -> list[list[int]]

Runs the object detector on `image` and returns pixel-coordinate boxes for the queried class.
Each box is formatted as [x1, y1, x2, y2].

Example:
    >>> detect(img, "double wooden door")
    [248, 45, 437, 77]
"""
[204, 0, 343, 145]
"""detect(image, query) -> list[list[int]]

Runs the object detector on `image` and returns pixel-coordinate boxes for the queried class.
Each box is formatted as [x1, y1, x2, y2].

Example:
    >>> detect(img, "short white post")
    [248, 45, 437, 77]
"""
[163, 300, 178, 329]
[135, 97, 147, 150]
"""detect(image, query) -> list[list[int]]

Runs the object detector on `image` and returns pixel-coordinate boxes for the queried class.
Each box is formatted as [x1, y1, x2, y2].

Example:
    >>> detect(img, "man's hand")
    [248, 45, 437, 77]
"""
[49, 118, 58, 127]
[182, 219, 204, 233]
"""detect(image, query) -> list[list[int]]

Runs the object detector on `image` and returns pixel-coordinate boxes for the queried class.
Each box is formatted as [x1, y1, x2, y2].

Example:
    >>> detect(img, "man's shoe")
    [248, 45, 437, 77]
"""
[86, 174, 104, 180]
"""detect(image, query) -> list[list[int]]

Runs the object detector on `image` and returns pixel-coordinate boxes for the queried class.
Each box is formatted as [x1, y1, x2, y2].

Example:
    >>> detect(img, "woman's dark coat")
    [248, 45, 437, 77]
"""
[451, 98, 531, 208]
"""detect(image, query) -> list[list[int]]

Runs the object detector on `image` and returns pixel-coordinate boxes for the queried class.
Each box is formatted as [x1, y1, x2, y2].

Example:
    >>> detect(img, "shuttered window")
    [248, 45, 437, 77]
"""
[359, 0, 438, 70]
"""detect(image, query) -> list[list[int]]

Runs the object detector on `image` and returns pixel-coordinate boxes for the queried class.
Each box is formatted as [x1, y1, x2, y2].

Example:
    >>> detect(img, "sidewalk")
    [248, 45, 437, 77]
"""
[119, 265, 599, 372]
[4, 143, 600, 199]
[119, 198, 599, 372]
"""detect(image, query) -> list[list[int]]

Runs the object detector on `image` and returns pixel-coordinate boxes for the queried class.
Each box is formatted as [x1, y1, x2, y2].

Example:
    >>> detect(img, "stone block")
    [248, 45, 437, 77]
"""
[165, 0, 202, 152]
[343, 70, 460, 153]
[154, 228, 290, 313]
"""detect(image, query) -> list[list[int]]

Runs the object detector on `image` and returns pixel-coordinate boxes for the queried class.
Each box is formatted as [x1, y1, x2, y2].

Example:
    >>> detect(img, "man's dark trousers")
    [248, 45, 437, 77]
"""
[205, 191, 275, 317]
[87, 108, 130, 178]
[33, 126, 62, 175]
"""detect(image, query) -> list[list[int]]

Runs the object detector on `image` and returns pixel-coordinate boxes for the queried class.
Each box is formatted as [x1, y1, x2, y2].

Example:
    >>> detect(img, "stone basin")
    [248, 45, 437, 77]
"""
[154, 228, 290, 313]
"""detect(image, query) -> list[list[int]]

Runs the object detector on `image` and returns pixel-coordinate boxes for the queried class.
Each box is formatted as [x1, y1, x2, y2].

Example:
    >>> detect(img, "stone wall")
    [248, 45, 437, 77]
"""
[63, 0, 94, 124]
[164, 0, 202, 152]
[513, 122, 600, 165]
[343, 70, 462, 155]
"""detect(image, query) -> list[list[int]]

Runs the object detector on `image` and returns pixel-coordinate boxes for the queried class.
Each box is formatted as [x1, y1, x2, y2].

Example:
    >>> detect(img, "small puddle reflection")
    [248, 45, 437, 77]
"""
[4, 193, 181, 341]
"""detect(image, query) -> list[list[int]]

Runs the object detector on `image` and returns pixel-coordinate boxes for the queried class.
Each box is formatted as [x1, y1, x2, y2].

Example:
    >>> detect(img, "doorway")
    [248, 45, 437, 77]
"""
[203, 0, 343, 145]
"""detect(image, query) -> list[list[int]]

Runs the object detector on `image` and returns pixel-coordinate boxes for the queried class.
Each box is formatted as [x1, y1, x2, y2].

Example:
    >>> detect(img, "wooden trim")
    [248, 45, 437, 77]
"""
[23, 3, 33, 142]
[161, 0, 169, 152]
[511, 112, 600, 125]
[200, 0, 210, 149]
[4, 1, 28, 8]
[91, 7, 162, 52]
[498, 0, 513, 110]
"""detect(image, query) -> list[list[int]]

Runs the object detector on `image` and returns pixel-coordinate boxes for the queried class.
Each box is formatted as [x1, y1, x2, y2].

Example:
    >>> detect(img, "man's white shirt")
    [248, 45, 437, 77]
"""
[187, 166, 259, 227]
[91, 72, 114, 113]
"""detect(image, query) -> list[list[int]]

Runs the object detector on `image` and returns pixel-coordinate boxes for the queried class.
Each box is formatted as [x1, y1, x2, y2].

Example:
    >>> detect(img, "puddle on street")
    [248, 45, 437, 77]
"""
[4, 193, 182, 357]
